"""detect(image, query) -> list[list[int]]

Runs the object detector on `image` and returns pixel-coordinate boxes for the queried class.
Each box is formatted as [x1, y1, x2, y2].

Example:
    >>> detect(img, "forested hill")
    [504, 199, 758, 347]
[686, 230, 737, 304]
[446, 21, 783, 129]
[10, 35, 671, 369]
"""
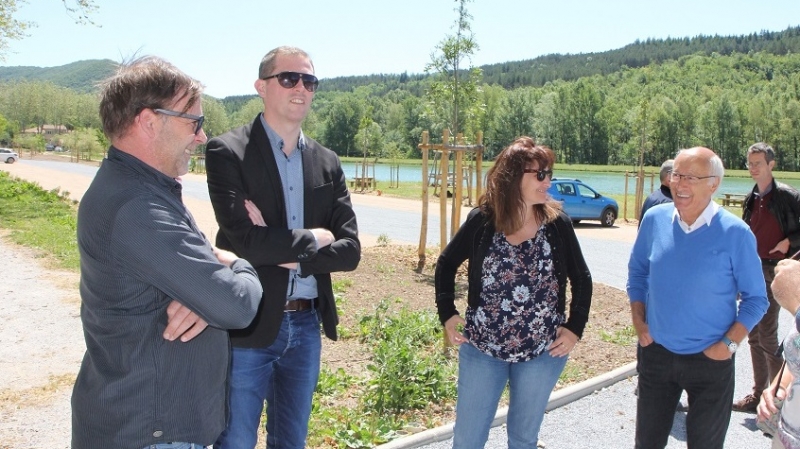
[0, 59, 117, 93]
[479, 26, 800, 89]
[321, 26, 800, 92]
[0, 26, 798, 98]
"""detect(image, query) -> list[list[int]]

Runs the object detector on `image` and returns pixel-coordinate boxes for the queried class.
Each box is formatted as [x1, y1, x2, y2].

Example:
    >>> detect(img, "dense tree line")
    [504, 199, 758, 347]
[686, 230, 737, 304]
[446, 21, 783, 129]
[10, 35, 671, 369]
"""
[293, 51, 800, 172]
[479, 26, 800, 89]
[5, 40, 800, 171]
[308, 26, 800, 93]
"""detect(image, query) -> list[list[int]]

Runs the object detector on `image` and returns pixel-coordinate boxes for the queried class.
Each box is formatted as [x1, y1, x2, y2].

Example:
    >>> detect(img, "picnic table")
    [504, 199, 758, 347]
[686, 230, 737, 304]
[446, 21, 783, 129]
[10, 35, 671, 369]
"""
[349, 177, 375, 190]
[721, 193, 746, 207]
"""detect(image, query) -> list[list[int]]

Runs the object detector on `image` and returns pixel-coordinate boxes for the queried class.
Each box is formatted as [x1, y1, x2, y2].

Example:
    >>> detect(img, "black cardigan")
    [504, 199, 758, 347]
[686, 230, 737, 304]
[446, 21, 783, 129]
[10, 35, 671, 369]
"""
[434, 207, 593, 339]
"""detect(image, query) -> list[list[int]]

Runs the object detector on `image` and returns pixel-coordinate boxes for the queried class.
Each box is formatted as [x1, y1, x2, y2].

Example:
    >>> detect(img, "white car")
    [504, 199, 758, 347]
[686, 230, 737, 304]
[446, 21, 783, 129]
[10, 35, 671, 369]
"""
[0, 148, 18, 164]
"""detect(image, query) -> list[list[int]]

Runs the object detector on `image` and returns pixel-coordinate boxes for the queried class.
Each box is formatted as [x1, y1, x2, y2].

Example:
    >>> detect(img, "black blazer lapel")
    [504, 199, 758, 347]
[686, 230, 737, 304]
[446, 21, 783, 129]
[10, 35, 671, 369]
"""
[247, 117, 287, 227]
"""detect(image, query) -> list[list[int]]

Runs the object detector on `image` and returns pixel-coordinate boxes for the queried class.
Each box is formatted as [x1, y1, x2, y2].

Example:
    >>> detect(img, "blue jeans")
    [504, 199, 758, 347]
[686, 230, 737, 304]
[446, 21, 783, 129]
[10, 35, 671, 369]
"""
[215, 309, 321, 449]
[635, 342, 734, 449]
[141, 444, 209, 449]
[452, 342, 567, 449]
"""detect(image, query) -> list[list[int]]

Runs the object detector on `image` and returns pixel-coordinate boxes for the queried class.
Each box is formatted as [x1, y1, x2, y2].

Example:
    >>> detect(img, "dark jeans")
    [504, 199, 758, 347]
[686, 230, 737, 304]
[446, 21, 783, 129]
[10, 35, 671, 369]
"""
[635, 343, 734, 449]
[214, 309, 321, 449]
[748, 263, 784, 395]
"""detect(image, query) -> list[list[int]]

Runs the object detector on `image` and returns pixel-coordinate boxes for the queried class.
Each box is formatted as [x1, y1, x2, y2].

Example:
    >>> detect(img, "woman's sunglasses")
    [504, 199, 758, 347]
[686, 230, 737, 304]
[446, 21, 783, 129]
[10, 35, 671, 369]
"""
[261, 71, 319, 93]
[523, 168, 554, 182]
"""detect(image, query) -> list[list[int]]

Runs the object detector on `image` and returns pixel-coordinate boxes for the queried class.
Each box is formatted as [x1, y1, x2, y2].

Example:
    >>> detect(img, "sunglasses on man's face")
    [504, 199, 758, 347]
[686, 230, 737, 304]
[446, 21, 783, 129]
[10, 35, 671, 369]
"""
[261, 71, 319, 93]
[523, 168, 554, 182]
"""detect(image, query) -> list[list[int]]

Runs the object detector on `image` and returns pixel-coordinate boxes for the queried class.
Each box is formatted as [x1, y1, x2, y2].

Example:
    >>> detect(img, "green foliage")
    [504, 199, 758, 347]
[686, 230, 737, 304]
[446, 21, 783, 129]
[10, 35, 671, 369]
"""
[201, 96, 230, 140]
[0, 80, 101, 133]
[13, 132, 45, 153]
[355, 119, 383, 158]
[0, 171, 79, 270]
[481, 27, 800, 88]
[425, 0, 482, 137]
[376, 234, 390, 246]
[0, 0, 31, 59]
[306, 300, 458, 448]
[60, 127, 103, 161]
[358, 300, 457, 414]
[323, 95, 364, 157]
[309, 403, 400, 448]
[315, 366, 358, 396]
[559, 361, 585, 383]
[7, 28, 800, 171]
[228, 97, 264, 128]
[600, 325, 638, 346]
[0, 111, 11, 143]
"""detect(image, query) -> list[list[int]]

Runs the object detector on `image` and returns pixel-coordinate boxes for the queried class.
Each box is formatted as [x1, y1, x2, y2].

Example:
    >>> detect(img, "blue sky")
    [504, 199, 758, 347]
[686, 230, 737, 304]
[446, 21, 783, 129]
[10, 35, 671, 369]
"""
[6, 0, 800, 98]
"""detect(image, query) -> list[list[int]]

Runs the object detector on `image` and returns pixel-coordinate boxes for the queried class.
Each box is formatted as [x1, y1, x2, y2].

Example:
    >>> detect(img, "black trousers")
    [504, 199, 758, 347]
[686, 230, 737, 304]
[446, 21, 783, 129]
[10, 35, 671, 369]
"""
[635, 342, 734, 449]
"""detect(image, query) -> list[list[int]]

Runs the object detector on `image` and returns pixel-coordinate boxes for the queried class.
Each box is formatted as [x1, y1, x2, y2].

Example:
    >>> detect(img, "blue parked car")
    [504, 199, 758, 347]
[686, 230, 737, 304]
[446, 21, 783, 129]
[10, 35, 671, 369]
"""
[547, 178, 619, 227]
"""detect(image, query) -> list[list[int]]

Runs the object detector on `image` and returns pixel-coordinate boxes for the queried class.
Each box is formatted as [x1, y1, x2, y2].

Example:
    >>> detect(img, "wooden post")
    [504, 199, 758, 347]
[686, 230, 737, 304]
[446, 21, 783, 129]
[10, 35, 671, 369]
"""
[475, 131, 483, 201]
[624, 171, 630, 222]
[418, 131, 430, 271]
[451, 134, 464, 239]
[439, 130, 450, 250]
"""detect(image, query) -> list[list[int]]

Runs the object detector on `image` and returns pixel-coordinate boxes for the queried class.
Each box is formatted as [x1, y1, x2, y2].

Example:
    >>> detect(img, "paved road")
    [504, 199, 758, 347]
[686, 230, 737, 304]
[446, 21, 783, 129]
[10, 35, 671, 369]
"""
[2, 158, 779, 448]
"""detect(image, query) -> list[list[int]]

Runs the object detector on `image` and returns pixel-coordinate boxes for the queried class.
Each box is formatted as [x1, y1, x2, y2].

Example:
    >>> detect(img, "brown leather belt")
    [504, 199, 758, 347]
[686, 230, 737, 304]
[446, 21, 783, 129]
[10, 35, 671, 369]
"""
[284, 299, 315, 312]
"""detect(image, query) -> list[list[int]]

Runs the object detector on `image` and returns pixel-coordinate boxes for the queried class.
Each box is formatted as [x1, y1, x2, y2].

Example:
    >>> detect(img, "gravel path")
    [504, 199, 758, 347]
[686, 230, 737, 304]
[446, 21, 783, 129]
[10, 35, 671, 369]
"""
[0, 239, 81, 448]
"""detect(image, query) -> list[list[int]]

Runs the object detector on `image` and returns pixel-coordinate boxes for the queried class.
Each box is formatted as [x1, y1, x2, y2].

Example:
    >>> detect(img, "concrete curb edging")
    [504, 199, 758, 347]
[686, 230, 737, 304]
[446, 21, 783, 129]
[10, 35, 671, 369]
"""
[377, 361, 638, 449]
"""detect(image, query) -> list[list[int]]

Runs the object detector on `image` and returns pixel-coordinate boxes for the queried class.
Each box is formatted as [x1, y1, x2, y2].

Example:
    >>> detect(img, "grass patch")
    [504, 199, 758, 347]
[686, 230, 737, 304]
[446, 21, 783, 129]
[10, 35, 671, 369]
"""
[559, 361, 587, 384]
[0, 171, 79, 271]
[600, 326, 638, 346]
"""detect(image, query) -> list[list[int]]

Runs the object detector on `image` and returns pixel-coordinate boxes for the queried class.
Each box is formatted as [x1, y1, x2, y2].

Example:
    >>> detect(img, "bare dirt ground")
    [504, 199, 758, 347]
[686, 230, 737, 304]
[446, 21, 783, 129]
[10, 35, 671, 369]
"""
[326, 244, 634, 385]
[0, 154, 636, 447]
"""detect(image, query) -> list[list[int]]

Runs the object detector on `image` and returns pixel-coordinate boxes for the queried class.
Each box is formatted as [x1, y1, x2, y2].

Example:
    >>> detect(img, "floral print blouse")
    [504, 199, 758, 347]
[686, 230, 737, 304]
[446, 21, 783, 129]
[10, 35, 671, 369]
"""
[780, 328, 800, 449]
[463, 227, 564, 362]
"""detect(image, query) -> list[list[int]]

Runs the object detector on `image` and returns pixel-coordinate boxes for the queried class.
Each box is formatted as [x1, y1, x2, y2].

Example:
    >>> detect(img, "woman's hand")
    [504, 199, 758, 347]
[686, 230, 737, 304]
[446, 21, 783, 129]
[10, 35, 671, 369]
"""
[758, 386, 786, 422]
[443, 315, 468, 346]
[549, 327, 578, 357]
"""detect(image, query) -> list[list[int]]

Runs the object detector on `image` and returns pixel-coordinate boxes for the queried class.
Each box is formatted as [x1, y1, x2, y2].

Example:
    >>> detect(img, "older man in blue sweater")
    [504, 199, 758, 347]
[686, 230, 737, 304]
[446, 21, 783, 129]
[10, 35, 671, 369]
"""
[628, 146, 768, 449]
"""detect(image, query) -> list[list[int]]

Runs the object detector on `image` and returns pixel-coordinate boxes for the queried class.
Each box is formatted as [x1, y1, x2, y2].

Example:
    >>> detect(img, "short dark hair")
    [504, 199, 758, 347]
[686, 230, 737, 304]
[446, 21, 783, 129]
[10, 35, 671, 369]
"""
[258, 46, 314, 79]
[99, 56, 203, 140]
[747, 142, 775, 163]
[480, 136, 561, 233]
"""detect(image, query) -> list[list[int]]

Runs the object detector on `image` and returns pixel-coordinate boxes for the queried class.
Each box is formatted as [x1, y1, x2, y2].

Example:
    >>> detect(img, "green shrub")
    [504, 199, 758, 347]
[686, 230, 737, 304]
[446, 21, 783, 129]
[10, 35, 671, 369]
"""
[358, 300, 457, 414]
[0, 172, 79, 270]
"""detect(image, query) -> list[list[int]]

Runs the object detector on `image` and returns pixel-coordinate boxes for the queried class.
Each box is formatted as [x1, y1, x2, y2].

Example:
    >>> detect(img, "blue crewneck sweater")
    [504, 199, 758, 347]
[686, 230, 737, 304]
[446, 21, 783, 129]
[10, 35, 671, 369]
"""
[628, 203, 768, 354]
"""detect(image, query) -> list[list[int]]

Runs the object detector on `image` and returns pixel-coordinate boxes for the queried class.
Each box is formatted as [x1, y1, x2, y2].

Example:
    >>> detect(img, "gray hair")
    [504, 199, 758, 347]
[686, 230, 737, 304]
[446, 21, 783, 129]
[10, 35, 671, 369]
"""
[708, 153, 725, 185]
[659, 159, 674, 183]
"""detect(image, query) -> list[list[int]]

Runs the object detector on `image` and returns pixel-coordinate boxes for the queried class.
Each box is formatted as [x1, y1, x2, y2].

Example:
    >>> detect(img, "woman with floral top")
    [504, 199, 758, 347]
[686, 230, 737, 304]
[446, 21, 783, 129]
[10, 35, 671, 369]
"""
[435, 136, 593, 449]
[758, 258, 800, 449]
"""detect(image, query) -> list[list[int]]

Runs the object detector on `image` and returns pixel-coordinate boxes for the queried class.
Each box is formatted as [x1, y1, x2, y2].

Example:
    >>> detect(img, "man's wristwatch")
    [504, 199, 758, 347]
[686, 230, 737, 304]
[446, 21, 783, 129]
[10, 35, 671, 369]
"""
[721, 335, 738, 354]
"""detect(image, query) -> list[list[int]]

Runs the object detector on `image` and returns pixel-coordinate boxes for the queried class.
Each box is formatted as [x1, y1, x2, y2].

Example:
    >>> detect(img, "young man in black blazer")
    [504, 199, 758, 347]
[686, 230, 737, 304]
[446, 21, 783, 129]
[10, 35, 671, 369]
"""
[206, 46, 360, 449]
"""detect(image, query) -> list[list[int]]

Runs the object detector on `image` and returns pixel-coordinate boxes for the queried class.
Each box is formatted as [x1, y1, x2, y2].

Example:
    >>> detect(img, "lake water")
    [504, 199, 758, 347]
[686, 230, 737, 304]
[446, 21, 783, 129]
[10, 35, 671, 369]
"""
[342, 162, 800, 198]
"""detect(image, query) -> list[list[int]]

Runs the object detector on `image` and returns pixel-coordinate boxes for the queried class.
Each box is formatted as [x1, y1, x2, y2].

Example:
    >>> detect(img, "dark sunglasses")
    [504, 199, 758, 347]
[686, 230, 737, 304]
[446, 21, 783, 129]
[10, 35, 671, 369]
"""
[261, 71, 319, 92]
[523, 168, 553, 182]
[154, 108, 205, 135]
